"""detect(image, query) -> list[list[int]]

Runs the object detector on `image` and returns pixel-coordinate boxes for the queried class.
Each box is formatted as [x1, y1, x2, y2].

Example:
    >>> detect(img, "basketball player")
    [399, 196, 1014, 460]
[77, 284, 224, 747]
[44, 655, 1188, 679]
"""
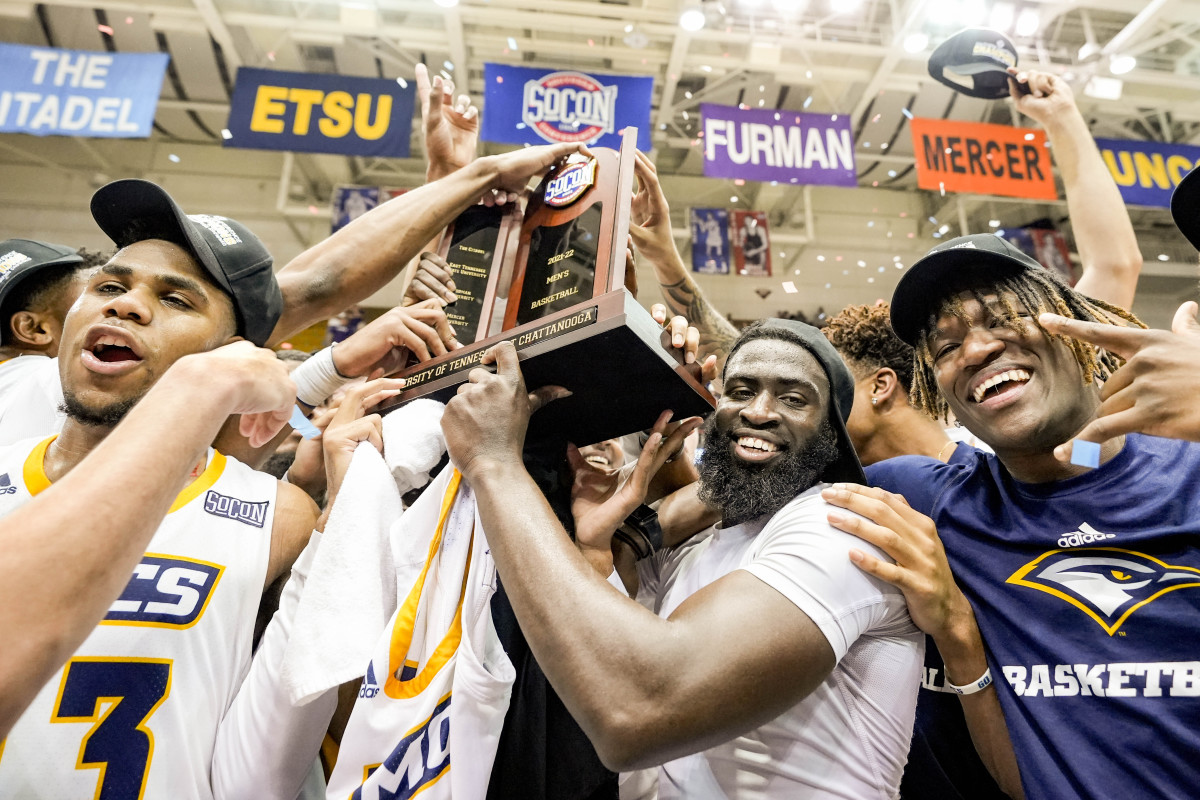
[0, 341, 296, 738]
[0, 183, 322, 799]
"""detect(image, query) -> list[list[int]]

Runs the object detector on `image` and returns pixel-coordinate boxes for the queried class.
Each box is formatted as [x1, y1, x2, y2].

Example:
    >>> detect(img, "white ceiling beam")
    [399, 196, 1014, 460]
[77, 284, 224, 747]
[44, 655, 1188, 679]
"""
[1100, 0, 1175, 56]
[850, 0, 931, 126]
[190, 0, 244, 68]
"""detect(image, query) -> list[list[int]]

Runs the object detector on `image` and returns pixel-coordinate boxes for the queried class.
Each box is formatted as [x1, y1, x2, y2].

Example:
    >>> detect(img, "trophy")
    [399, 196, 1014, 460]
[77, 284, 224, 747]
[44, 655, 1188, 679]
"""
[381, 128, 715, 446]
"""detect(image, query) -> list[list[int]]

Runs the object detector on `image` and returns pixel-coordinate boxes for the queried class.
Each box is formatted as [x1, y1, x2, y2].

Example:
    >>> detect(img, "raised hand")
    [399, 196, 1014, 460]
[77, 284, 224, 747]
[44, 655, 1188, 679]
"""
[1007, 67, 1075, 125]
[177, 341, 296, 449]
[416, 63, 479, 182]
[332, 300, 460, 379]
[403, 252, 458, 307]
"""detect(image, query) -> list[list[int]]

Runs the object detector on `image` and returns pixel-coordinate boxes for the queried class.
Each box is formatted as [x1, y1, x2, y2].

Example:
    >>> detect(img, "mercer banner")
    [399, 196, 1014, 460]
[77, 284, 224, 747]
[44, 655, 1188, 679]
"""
[701, 104, 856, 186]
[225, 67, 414, 158]
[0, 44, 167, 138]
[1095, 138, 1200, 208]
[481, 63, 653, 150]
[910, 118, 1056, 200]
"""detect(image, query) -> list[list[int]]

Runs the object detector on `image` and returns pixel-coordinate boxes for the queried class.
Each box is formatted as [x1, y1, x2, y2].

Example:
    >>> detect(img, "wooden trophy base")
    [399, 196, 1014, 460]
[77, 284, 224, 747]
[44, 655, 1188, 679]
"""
[379, 289, 715, 446]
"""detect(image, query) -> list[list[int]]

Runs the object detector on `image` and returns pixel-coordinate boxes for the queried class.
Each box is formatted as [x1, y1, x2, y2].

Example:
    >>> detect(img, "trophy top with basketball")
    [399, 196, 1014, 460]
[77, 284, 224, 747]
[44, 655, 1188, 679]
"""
[380, 128, 715, 446]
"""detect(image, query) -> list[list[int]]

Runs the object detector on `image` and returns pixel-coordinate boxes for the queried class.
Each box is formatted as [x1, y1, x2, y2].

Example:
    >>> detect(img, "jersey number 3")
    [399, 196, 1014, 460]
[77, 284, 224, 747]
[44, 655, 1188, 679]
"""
[51, 658, 173, 800]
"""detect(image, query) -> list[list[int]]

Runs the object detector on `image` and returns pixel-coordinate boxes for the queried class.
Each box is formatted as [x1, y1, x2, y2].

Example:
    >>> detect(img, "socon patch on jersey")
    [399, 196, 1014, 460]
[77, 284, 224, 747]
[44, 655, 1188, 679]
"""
[204, 489, 269, 527]
[522, 71, 617, 143]
[103, 554, 224, 628]
[544, 158, 597, 207]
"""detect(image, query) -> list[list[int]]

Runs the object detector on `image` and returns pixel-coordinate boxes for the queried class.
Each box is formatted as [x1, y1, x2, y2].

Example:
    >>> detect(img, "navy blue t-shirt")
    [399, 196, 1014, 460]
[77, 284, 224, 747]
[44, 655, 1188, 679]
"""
[870, 434, 1200, 800]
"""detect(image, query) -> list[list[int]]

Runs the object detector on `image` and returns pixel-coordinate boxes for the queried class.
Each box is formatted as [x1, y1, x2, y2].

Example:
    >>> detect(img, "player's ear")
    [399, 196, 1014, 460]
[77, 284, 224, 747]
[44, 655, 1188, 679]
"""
[10, 310, 54, 348]
[872, 367, 900, 406]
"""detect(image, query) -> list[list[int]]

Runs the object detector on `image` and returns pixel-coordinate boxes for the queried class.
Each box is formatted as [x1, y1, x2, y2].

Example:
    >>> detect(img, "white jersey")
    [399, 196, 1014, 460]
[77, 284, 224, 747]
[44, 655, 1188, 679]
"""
[639, 485, 923, 800]
[327, 469, 514, 800]
[0, 356, 64, 445]
[0, 436, 276, 800]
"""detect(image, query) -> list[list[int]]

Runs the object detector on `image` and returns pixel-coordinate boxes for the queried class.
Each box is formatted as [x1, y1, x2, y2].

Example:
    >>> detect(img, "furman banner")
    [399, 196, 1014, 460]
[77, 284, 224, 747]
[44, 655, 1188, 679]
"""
[910, 118, 1056, 200]
[1095, 138, 1200, 208]
[482, 63, 653, 150]
[225, 67, 414, 158]
[701, 104, 855, 186]
[0, 44, 167, 138]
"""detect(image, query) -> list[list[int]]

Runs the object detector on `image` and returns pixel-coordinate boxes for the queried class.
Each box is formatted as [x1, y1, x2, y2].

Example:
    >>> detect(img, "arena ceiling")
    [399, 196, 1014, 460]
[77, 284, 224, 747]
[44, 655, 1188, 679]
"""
[1, 0, 1197, 320]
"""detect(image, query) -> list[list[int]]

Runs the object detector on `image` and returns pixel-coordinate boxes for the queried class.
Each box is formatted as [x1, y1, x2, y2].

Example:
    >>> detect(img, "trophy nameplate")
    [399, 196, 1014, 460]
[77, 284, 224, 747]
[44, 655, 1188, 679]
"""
[382, 128, 715, 446]
[437, 203, 519, 342]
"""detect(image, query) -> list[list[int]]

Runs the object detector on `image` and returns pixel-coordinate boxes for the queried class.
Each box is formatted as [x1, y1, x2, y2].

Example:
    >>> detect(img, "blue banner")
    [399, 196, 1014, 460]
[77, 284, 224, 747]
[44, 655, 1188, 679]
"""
[690, 208, 730, 274]
[1095, 137, 1200, 208]
[482, 63, 653, 150]
[225, 67, 414, 158]
[0, 44, 167, 138]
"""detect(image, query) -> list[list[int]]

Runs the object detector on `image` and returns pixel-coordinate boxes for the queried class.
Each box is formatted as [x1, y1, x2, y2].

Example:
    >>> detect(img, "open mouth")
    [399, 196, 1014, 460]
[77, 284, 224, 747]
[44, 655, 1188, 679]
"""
[81, 328, 144, 374]
[736, 436, 780, 453]
[91, 340, 140, 363]
[971, 369, 1031, 404]
[584, 454, 611, 468]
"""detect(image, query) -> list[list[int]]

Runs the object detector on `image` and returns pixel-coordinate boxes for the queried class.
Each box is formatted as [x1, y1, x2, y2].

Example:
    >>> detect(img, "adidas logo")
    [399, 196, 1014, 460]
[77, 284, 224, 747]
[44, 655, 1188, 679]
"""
[1057, 522, 1117, 548]
[360, 662, 380, 699]
[0, 473, 15, 495]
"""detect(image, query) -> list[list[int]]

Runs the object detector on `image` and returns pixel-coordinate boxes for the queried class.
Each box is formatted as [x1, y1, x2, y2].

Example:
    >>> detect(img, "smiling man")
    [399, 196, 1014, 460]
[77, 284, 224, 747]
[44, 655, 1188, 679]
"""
[0, 181, 319, 799]
[441, 319, 922, 799]
[840, 232, 1200, 800]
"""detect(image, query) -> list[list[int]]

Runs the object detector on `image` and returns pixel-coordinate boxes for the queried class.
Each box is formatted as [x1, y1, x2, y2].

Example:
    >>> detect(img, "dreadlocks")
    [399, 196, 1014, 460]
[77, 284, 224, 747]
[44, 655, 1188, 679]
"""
[910, 267, 1146, 422]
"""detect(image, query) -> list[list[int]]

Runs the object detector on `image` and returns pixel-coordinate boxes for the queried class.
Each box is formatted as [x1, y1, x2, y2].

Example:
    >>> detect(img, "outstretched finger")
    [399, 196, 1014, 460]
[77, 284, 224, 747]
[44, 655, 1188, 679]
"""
[825, 506, 922, 569]
[822, 484, 931, 543]
[1037, 313, 1150, 360]
[415, 64, 432, 114]
[848, 547, 911, 591]
[1172, 300, 1200, 336]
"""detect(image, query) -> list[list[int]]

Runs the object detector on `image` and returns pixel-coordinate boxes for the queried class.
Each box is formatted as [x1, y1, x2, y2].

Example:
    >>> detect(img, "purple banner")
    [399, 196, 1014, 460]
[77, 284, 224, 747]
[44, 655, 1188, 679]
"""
[701, 103, 856, 186]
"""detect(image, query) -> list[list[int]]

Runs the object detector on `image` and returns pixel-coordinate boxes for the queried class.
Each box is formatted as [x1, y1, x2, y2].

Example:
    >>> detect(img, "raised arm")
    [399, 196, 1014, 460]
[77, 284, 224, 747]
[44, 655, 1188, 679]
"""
[442, 343, 837, 771]
[631, 151, 739, 369]
[0, 342, 296, 737]
[1009, 69, 1141, 309]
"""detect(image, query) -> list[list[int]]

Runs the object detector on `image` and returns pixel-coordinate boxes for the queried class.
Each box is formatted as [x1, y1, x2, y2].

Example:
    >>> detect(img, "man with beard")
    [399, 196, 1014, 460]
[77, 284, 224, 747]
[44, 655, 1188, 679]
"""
[440, 319, 923, 798]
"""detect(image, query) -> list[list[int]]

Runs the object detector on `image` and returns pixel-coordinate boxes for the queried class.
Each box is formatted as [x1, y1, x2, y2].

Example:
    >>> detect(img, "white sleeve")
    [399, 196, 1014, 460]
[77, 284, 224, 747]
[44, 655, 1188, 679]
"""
[211, 533, 340, 800]
[740, 491, 913, 662]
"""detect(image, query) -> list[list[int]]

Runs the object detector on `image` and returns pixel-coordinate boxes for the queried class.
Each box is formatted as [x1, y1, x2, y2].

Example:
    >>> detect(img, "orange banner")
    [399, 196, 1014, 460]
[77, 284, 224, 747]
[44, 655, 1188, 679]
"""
[910, 118, 1057, 201]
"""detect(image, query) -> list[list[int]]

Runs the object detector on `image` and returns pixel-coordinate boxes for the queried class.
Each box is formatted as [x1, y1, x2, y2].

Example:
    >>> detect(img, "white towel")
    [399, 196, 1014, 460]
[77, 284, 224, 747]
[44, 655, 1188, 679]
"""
[280, 400, 446, 706]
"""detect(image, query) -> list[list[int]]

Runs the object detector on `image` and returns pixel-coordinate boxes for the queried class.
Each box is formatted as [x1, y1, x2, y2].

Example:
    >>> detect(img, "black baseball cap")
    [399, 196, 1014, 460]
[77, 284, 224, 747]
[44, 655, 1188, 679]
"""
[889, 233, 1043, 347]
[928, 28, 1019, 99]
[0, 239, 84, 311]
[1171, 164, 1200, 251]
[90, 180, 282, 346]
[724, 318, 867, 485]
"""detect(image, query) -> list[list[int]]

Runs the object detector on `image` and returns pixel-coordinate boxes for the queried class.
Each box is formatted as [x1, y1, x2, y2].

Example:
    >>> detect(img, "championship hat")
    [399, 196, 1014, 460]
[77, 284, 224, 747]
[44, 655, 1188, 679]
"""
[0, 239, 84, 312]
[1171, 164, 1200, 252]
[889, 233, 1043, 347]
[928, 28, 1019, 99]
[724, 318, 868, 485]
[90, 180, 282, 346]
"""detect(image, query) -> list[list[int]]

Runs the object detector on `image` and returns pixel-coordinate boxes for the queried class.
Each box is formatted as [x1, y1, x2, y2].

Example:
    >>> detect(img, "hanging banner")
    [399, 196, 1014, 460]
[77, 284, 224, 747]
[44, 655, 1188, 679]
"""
[690, 208, 731, 274]
[481, 63, 653, 150]
[701, 104, 856, 186]
[331, 186, 381, 234]
[0, 44, 167, 138]
[732, 210, 771, 277]
[225, 67, 414, 158]
[1095, 138, 1200, 209]
[1003, 228, 1078, 285]
[909, 118, 1056, 200]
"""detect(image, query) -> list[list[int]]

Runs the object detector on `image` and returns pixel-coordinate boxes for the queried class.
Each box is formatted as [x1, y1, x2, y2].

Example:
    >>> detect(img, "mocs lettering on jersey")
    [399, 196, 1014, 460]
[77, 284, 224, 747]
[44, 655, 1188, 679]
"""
[1003, 660, 1200, 698]
[204, 490, 269, 528]
[354, 694, 452, 800]
[104, 554, 223, 627]
[522, 71, 617, 143]
[1008, 548, 1200, 635]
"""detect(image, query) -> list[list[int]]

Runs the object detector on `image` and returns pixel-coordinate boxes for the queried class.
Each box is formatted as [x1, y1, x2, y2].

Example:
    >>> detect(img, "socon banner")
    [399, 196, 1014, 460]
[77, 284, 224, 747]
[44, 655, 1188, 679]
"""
[225, 67, 414, 158]
[909, 117, 1056, 200]
[1095, 138, 1200, 209]
[701, 104, 856, 186]
[482, 63, 653, 150]
[0, 44, 167, 138]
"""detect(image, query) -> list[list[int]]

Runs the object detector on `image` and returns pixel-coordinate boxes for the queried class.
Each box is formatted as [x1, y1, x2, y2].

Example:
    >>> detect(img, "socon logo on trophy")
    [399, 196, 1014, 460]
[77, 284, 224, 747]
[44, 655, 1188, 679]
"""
[545, 159, 597, 207]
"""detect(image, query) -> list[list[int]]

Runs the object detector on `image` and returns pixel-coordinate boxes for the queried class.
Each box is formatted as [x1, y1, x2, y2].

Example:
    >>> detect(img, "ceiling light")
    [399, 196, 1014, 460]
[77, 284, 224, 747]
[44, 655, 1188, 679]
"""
[1109, 54, 1136, 75]
[959, 0, 986, 25]
[903, 32, 929, 53]
[989, 219, 1000, 227]
[730, 195, 738, 202]
[679, 5, 706, 31]
[1158, 253, 1170, 262]
[1014, 8, 1039, 37]
[988, 2, 1014, 31]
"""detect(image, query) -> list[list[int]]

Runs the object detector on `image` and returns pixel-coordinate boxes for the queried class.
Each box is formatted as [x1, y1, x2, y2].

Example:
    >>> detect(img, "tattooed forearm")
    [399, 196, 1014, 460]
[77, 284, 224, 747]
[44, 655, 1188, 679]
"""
[661, 278, 739, 365]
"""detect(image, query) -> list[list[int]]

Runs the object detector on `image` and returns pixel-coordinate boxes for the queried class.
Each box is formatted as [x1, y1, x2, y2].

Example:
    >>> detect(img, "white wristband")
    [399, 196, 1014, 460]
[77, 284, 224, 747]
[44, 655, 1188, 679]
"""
[291, 346, 349, 407]
[948, 667, 993, 695]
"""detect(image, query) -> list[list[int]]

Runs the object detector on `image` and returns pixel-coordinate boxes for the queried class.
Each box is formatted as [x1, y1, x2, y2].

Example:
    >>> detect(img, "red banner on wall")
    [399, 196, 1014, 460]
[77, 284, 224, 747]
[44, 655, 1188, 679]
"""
[910, 118, 1057, 200]
[732, 210, 771, 276]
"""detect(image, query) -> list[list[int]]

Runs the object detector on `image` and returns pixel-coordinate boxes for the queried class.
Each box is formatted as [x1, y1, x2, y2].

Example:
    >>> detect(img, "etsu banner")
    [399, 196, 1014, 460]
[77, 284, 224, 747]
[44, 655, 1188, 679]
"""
[701, 104, 856, 186]
[225, 67, 414, 158]
[910, 118, 1056, 200]
[1095, 138, 1200, 208]
[0, 44, 167, 138]
[482, 63, 653, 150]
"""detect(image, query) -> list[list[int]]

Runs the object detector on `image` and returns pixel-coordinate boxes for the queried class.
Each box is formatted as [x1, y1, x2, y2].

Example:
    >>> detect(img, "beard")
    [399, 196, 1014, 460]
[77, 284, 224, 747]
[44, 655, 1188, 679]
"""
[60, 391, 141, 428]
[697, 414, 840, 526]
